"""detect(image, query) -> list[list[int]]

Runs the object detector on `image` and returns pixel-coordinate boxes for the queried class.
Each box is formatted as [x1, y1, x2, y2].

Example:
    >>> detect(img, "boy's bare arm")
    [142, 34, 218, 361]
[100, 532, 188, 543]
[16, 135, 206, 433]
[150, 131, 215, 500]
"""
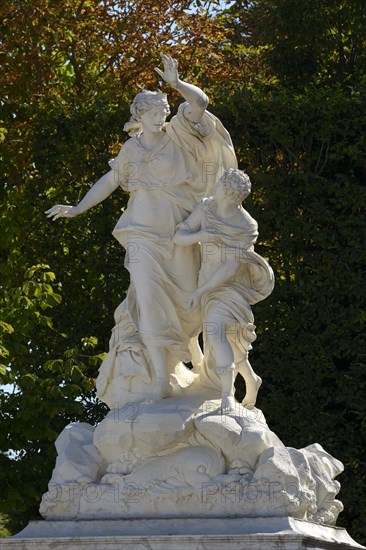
[187, 258, 239, 309]
[199, 258, 239, 294]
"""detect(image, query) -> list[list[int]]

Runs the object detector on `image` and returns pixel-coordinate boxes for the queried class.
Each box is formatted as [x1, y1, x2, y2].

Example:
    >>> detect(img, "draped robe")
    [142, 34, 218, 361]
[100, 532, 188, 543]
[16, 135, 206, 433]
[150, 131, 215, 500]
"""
[96, 104, 238, 406]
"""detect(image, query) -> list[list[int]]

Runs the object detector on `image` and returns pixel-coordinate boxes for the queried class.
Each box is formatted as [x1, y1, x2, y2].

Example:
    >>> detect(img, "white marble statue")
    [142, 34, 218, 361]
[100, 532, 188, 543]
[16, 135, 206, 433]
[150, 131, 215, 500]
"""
[174, 168, 274, 412]
[46, 53, 237, 404]
[42, 53, 345, 527]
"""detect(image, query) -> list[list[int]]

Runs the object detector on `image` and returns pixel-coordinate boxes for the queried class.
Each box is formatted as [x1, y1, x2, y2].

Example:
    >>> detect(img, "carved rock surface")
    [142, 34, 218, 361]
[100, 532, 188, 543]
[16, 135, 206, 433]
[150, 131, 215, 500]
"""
[51, 422, 102, 484]
[93, 395, 198, 465]
[40, 396, 343, 523]
[194, 404, 284, 469]
[253, 445, 344, 525]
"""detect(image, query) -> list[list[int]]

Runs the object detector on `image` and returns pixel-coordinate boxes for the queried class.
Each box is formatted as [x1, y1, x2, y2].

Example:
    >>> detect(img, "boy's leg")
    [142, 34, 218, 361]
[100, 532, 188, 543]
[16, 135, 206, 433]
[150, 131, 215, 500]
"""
[189, 337, 204, 370]
[237, 352, 262, 409]
[205, 322, 234, 366]
[205, 320, 236, 412]
[217, 364, 236, 413]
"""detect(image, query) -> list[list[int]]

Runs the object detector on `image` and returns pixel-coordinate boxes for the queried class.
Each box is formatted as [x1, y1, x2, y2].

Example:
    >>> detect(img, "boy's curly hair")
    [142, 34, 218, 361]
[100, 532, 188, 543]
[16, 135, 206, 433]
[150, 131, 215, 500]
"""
[222, 168, 251, 204]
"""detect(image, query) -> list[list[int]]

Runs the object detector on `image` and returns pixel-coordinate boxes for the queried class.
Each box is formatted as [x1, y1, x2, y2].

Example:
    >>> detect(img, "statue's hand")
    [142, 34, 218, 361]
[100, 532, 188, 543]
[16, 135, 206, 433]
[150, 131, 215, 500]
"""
[154, 53, 179, 86]
[45, 205, 80, 221]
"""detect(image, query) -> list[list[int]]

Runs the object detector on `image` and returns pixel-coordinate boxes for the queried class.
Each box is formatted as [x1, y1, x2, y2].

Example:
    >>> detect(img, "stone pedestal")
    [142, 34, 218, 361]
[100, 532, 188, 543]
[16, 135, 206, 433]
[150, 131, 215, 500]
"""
[1, 517, 363, 550]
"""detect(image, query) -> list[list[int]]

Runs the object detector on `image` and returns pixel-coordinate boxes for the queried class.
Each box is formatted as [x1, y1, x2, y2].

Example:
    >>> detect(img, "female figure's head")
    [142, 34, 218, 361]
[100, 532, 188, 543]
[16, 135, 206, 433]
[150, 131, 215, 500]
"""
[124, 90, 170, 136]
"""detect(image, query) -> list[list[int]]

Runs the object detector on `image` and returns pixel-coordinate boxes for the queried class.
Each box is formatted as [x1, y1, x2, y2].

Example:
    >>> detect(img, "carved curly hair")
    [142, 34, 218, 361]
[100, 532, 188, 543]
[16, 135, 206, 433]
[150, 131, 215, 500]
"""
[221, 168, 251, 204]
[123, 90, 170, 136]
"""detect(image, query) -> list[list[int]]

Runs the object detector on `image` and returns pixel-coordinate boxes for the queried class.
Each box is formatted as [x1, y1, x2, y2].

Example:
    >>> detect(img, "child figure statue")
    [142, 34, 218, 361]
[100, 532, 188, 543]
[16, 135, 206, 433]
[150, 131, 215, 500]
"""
[174, 169, 274, 412]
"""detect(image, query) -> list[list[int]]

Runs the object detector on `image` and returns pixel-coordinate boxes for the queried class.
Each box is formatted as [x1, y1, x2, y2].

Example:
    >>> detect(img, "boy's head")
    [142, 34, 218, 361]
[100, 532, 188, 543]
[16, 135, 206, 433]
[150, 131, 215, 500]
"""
[219, 169, 251, 205]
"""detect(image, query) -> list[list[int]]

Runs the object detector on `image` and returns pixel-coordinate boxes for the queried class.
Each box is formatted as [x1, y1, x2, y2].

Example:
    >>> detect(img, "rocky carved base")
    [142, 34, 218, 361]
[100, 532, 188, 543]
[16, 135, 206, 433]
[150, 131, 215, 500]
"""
[40, 389, 343, 523]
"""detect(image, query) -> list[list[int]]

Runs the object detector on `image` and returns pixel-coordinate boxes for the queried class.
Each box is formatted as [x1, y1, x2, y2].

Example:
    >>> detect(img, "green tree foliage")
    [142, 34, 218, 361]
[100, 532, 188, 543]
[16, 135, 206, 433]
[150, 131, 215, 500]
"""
[217, 0, 366, 542]
[224, 0, 366, 88]
[221, 85, 365, 542]
[1, 0, 365, 543]
[0, 0, 239, 535]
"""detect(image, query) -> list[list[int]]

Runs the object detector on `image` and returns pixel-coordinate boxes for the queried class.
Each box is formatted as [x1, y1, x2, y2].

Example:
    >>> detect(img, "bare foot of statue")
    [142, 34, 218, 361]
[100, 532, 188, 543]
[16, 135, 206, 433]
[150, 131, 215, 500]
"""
[221, 395, 236, 413]
[242, 375, 262, 409]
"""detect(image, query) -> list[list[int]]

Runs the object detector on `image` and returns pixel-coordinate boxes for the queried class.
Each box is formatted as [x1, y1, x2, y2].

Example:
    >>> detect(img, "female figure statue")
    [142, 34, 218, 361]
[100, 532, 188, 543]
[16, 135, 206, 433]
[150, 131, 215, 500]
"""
[46, 53, 237, 403]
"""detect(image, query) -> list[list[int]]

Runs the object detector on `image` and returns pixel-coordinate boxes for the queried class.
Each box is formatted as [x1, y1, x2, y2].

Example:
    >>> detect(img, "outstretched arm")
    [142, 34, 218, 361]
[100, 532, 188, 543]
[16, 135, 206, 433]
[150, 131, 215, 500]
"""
[46, 168, 121, 220]
[155, 53, 208, 123]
